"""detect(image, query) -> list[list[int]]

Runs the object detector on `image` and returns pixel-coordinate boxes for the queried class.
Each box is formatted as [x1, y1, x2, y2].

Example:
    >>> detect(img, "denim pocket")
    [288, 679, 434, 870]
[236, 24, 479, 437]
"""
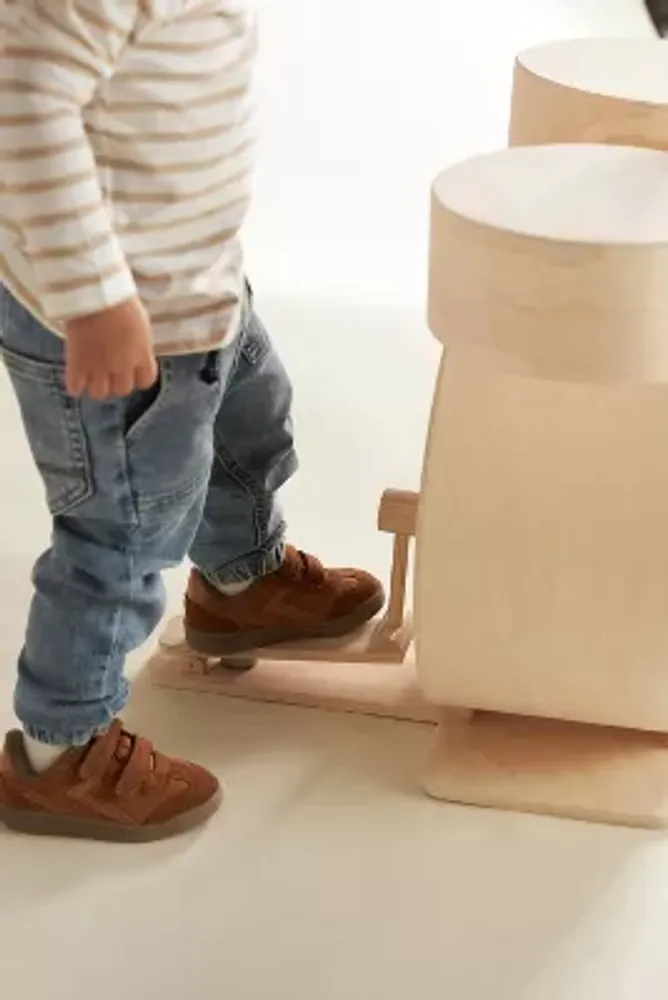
[2, 347, 93, 516]
[199, 349, 222, 385]
[123, 363, 167, 443]
[123, 351, 226, 515]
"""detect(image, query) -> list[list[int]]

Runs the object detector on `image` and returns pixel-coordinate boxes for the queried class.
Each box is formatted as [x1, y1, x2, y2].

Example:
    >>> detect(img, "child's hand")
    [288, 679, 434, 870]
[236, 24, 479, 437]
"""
[65, 297, 158, 400]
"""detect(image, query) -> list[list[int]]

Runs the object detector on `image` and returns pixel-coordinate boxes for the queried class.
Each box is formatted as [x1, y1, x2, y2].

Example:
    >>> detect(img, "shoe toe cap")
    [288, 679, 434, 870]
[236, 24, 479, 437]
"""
[148, 760, 222, 826]
[332, 569, 385, 617]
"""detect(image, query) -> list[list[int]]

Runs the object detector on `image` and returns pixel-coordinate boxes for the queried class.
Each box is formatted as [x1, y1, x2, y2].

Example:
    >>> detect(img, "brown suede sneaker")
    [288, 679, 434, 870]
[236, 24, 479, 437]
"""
[0, 721, 221, 842]
[185, 546, 385, 655]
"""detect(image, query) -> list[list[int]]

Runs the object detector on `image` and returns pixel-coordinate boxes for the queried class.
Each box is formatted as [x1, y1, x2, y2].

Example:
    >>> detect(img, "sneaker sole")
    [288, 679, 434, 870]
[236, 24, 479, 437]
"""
[0, 785, 222, 843]
[184, 590, 386, 657]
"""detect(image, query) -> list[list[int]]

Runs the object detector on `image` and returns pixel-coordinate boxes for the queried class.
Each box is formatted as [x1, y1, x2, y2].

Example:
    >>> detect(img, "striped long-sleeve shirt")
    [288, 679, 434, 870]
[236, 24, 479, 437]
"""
[0, 0, 256, 354]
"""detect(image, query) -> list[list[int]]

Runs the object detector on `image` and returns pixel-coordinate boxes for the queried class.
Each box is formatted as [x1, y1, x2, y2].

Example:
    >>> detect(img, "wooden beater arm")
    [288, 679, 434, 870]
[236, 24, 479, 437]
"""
[377, 489, 419, 631]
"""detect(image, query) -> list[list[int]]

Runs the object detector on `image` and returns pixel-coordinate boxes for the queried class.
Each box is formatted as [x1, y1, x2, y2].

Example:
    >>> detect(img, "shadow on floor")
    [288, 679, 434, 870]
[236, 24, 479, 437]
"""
[644, 0, 667, 33]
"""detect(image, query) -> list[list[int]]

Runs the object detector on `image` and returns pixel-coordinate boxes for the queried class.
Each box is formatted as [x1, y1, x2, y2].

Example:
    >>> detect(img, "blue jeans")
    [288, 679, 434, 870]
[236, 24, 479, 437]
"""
[0, 285, 298, 745]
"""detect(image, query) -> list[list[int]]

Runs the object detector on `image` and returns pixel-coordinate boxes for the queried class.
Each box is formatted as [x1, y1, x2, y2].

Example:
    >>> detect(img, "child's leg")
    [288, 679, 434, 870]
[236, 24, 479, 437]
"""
[188, 303, 296, 584]
[185, 301, 385, 653]
[0, 288, 224, 840]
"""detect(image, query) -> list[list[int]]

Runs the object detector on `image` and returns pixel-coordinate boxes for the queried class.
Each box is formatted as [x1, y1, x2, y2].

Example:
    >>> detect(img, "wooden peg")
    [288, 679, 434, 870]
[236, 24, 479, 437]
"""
[385, 534, 411, 633]
[377, 489, 419, 632]
[377, 489, 418, 537]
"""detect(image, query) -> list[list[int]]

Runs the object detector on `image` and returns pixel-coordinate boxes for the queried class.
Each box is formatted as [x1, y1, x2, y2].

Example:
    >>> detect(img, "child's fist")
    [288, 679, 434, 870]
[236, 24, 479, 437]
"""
[65, 297, 157, 400]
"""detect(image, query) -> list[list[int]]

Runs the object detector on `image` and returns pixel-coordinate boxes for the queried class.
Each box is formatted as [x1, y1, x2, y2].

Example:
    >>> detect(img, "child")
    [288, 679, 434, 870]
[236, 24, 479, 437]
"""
[0, 1, 383, 842]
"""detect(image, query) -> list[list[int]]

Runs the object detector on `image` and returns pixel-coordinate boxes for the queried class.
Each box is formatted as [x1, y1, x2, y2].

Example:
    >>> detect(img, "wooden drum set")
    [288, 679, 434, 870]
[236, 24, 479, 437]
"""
[147, 39, 668, 828]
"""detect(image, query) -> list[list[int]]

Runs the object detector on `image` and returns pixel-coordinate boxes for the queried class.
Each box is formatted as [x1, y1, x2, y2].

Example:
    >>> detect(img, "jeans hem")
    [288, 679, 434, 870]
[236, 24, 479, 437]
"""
[200, 532, 286, 586]
[21, 720, 112, 747]
[17, 684, 129, 746]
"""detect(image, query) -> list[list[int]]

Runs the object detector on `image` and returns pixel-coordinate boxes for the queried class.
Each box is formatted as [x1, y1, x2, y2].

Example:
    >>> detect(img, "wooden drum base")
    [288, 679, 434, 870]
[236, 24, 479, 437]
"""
[424, 711, 668, 829]
[146, 616, 438, 723]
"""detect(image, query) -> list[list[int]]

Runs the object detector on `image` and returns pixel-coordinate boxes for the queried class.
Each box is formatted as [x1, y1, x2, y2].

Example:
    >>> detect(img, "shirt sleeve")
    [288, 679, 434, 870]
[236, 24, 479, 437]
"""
[0, 1, 139, 322]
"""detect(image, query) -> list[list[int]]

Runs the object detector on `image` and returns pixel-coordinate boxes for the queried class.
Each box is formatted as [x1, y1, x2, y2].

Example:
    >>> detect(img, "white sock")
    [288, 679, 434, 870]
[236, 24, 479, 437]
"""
[215, 579, 253, 596]
[23, 733, 69, 773]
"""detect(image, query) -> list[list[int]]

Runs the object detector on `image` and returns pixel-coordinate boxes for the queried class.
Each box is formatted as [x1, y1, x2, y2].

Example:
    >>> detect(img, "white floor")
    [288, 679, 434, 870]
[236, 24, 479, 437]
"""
[0, 2, 664, 998]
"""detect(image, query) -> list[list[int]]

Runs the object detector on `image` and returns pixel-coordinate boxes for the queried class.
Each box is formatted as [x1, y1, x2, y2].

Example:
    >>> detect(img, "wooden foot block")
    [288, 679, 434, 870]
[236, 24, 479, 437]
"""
[145, 617, 437, 723]
[424, 711, 668, 829]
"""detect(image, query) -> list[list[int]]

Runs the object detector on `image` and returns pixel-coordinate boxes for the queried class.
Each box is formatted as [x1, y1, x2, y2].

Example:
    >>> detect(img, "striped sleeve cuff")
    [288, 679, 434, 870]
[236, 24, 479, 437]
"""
[37, 233, 137, 321]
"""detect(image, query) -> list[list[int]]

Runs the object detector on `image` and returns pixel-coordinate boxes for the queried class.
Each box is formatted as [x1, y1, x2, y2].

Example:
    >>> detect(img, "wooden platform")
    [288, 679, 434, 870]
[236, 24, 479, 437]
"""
[146, 618, 668, 828]
[146, 616, 438, 723]
[424, 711, 668, 829]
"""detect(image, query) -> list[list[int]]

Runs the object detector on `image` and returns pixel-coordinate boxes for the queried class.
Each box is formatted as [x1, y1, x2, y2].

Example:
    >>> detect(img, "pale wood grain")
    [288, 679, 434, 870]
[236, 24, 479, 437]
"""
[420, 145, 668, 738]
[424, 712, 668, 829]
[147, 626, 438, 723]
[511, 38, 668, 149]
[428, 144, 668, 384]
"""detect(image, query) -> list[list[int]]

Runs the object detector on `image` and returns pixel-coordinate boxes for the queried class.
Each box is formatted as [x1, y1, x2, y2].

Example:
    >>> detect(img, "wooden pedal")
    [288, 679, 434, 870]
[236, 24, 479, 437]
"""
[146, 615, 437, 723]
[146, 489, 438, 722]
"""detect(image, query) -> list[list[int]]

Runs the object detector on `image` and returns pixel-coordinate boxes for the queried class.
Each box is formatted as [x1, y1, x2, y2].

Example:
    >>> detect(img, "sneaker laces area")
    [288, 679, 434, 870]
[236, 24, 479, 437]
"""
[281, 547, 326, 586]
[78, 720, 166, 796]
